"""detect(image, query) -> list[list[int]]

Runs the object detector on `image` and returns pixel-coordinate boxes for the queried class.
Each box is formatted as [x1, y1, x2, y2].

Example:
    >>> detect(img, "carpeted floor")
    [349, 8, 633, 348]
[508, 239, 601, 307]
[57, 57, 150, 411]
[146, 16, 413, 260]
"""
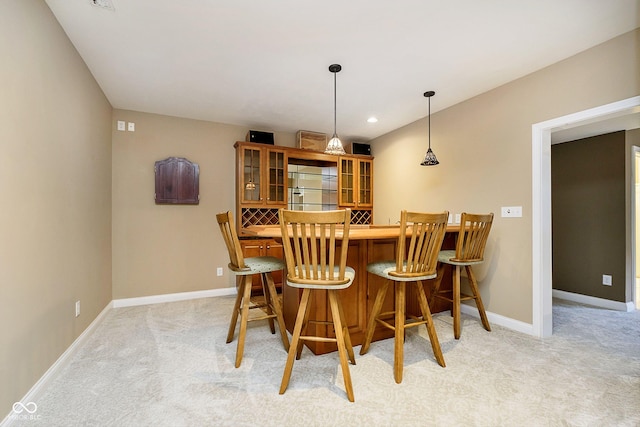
[10, 296, 640, 427]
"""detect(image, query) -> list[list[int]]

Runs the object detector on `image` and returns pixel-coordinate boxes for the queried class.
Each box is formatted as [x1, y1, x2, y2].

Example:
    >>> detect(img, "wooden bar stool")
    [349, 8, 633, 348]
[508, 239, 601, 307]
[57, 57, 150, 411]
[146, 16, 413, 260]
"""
[430, 212, 493, 339]
[360, 210, 449, 384]
[278, 208, 357, 402]
[216, 211, 290, 368]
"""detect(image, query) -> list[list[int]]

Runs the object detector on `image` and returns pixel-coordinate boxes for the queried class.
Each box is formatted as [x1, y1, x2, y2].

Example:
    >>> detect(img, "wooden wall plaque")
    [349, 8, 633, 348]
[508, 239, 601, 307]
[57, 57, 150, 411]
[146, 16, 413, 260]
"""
[154, 157, 200, 204]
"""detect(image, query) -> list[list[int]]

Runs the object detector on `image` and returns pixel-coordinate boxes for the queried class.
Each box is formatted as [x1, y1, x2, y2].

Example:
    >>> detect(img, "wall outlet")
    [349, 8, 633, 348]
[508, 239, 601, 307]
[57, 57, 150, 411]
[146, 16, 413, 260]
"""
[454, 213, 461, 224]
[75, 300, 80, 317]
[216, 267, 223, 277]
[117, 120, 125, 131]
[602, 274, 612, 286]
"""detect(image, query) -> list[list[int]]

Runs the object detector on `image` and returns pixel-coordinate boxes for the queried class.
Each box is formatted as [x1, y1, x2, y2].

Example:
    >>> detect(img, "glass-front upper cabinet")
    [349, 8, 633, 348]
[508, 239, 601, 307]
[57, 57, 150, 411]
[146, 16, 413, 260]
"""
[339, 157, 372, 208]
[358, 158, 372, 207]
[267, 149, 286, 205]
[338, 157, 355, 207]
[241, 146, 262, 203]
[238, 144, 287, 206]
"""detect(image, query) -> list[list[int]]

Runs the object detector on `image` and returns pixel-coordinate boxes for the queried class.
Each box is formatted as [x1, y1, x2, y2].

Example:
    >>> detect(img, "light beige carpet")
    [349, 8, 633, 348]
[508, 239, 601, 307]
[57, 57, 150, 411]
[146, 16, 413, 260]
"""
[11, 296, 640, 426]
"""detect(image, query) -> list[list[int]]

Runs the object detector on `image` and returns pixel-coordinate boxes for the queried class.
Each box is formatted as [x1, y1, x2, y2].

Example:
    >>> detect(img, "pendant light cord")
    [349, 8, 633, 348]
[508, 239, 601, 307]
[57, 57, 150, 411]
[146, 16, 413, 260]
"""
[333, 70, 337, 137]
[428, 95, 431, 149]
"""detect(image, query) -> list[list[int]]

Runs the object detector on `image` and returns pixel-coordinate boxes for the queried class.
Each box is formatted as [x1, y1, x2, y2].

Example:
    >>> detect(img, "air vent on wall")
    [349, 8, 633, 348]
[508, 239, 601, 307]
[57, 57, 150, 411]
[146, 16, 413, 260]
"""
[90, 0, 115, 11]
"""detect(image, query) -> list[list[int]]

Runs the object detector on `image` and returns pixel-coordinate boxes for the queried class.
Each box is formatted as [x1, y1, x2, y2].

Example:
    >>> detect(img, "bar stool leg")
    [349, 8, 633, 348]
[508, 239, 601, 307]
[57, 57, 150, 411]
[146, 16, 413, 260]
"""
[416, 281, 446, 367]
[466, 266, 491, 332]
[453, 265, 462, 340]
[328, 290, 355, 402]
[360, 281, 389, 355]
[264, 272, 290, 351]
[261, 273, 276, 334]
[429, 264, 445, 313]
[280, 288, 311, 395]
[226, 275, 243, 344]
[295, 290, 312, 360]
[394, 282, 406, 384]
[235, 275, 253, 368]
[336, 292, 356, 365]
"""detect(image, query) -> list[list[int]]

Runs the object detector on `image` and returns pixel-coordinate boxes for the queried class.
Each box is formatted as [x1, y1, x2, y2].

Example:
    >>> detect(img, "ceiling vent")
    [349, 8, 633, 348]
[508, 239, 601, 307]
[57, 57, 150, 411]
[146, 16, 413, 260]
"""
[90, 0, 115, 11]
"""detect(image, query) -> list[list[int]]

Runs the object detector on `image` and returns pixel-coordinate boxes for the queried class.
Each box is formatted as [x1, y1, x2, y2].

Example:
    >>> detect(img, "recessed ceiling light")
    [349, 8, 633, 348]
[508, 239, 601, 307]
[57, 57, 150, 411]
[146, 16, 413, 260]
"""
[90, 0, 115, 11]
[367, 117, 378, 123]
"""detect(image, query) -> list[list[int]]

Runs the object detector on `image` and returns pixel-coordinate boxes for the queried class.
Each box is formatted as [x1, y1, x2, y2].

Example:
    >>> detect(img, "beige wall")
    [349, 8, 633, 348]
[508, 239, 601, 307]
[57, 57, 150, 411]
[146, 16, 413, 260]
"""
[370, 28, 639, 323]
[111, 110, 296, 299]
[0, 0, 112, 415]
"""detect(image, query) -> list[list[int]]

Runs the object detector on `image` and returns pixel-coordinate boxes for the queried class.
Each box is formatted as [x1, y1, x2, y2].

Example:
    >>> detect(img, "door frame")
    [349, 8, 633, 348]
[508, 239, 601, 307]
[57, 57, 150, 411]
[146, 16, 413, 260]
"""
[633, 147, 640, 309]
[531, 95, 640, 338]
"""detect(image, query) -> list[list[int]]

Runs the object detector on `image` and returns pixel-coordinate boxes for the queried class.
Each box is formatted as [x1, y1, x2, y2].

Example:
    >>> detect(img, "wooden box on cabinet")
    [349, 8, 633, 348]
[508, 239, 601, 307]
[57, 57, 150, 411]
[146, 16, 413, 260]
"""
[296, 130, 327, 151]
[239, 238, 284, 294]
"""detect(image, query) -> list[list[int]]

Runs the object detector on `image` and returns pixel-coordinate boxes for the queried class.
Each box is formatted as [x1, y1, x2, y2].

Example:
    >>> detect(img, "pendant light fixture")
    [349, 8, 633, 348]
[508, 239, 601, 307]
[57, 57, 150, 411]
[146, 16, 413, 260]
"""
[325, 64, 346, 155]
[420, 90, 439, 166]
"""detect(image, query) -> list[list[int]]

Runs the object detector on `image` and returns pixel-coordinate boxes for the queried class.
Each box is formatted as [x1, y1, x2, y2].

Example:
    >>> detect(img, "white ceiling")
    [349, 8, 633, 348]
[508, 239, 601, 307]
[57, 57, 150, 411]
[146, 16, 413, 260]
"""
[44, 0, 639, 143]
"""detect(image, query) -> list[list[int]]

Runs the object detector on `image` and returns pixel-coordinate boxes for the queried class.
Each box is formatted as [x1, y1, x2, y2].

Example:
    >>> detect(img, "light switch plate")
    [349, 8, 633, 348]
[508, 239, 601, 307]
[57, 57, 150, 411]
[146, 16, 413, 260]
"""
[117, 121, 125, 131]
[127, 122, 135, 132]
[501, 206, 522, 217]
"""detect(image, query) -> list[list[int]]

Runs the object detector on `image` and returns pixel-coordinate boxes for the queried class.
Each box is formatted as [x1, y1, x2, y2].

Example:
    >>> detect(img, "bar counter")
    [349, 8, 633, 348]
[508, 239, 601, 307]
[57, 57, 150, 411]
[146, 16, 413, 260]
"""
[245, 224, 457, 354]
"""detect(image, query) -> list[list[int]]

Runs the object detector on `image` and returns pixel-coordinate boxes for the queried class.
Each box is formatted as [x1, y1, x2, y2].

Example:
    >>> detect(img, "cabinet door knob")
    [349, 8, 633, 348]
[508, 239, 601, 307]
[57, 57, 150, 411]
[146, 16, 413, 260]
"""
[266, 245, 270, 249]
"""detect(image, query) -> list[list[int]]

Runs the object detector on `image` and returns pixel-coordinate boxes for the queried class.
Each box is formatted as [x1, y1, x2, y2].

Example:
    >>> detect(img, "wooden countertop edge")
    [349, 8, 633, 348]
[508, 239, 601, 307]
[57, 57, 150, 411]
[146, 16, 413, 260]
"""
[244, 224, 461, 240]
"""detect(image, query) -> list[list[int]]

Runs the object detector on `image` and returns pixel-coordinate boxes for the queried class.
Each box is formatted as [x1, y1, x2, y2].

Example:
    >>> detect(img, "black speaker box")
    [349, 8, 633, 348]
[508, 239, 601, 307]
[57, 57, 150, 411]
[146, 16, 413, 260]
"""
[246, 130, 274, 145]
[347, 142, 371, 155]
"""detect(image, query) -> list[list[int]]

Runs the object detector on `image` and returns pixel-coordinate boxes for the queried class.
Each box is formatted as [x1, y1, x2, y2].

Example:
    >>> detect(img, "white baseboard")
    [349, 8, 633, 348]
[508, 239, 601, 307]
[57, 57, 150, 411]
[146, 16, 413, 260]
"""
[1, 302, 113, 427]
[552, 289, 635, 312]
[459, 304, 534, 335]
[112, 287, 236, 308]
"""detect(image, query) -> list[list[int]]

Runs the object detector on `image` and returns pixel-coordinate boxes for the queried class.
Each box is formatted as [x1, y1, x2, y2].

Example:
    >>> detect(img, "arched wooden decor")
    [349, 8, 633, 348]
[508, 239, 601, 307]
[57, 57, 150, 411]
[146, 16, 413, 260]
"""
[154, 157, 200, 204]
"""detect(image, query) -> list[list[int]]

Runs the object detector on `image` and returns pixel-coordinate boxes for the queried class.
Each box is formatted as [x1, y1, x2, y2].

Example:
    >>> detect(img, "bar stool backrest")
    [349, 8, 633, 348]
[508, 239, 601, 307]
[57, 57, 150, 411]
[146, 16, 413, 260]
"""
[279, 209, 352, 287]
[216, 211, 248, 272]
[451, 213, 494, 263]
[390, 210, 449, 279]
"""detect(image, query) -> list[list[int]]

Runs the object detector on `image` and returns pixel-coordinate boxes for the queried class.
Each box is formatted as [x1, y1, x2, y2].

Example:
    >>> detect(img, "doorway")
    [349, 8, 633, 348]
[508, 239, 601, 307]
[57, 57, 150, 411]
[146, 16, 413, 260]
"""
[532, 95, 640, 338]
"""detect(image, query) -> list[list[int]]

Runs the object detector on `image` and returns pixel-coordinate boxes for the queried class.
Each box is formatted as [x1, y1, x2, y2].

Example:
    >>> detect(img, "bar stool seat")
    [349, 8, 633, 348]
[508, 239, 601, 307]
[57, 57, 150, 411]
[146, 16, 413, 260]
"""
[242, 256, 285, 273]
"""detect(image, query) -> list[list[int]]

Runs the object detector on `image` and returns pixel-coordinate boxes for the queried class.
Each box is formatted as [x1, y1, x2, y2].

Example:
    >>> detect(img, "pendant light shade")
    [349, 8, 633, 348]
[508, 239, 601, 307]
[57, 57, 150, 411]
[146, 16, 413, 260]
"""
[420, 90, 439, 166]
[325, 64, 346, 155]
